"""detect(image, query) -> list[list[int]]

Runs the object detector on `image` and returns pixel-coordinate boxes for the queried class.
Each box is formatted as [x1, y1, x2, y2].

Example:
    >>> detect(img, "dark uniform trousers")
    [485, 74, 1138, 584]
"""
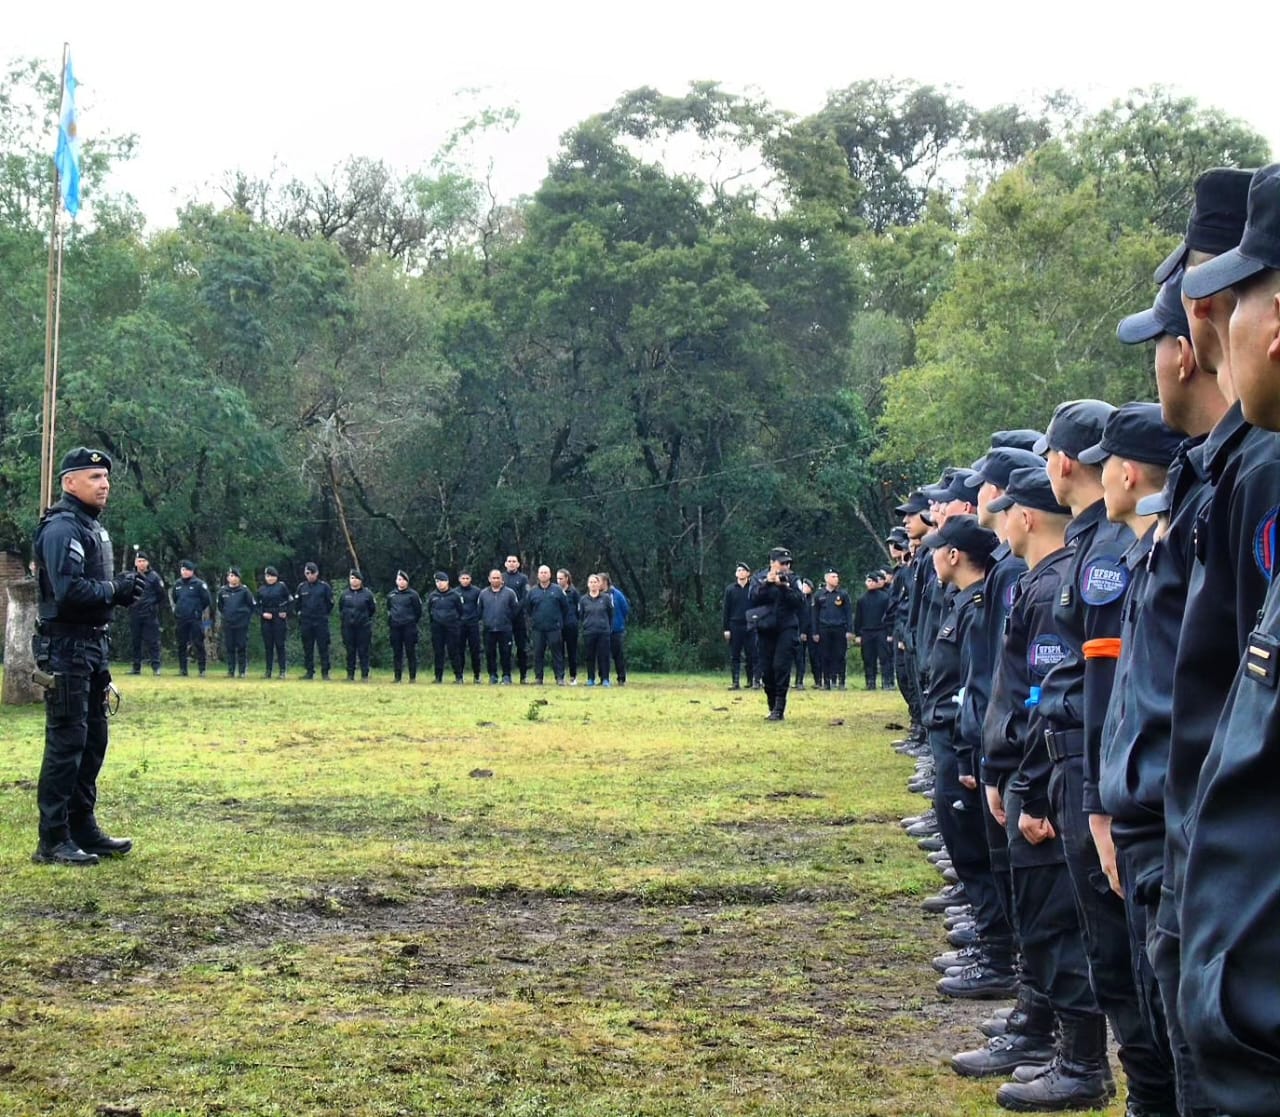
[896, 638, 920, 723]
[485, 629, 514, 680]
[1113, 839, 1180, 1105]
[561, 626, 579, 681]
[861, 627, 889, 688]
[223, 624, 249, 675]
[261, 618, 287, 675]
[819, 625, 847, 686]
[430, 621, 461, 681]
[582, 632, 610, 683]
[462, 621, 482, 680]
[511, 615, 529, 681]
[390, 622, 420, 681]
[1048, 753, 1175, 1111]
[930, 728, 1010, 945]
[301, 620, 330, 678]
[727, 621, 755, 686]
[176, 617, 206, 673]
[342, 622, 372, 678]
[531, 626, 565, 683]
[1004, 784, 1101, 1023]
[129, 612, 160, 672]
[610, 631, 627, 683]
[758, 628, 798, 713]
[37, 633, 111, 844]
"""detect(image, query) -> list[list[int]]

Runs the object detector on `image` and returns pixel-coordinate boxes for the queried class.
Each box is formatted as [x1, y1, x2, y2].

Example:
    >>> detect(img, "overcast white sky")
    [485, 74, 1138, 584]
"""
[8, 0, 1278, 230]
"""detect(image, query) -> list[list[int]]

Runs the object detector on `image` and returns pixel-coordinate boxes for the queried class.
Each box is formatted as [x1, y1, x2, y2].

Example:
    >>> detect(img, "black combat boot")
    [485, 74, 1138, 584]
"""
[996, 1013, 1111, 1111]
[950, 987, 1055, 1078]
[937, 940, 1018, 999]
[32, 839, 99, 866]
[70, 816, 133, 858]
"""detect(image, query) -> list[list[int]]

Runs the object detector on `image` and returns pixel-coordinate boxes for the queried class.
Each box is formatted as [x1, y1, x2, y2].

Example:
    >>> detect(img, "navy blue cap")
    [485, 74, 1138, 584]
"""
[886, 527, 909, 547]
[929, 469, 980, 504]
[894, 491, 930, 516]
[349, 569, 364, 581]
[432, 570, 448, 582]
[769, 546, 793, 563]
[1117, 269, 1192, 344]
[304, 561, 319, 573]
[264, 565, 278, 577]
[228, 566, 241, 577]
[990, 429, 1043, 452]
[1183, 164, 1280, 299]
[1077, 402, 1183, 468]
[180, 559, 195, 571]
[58, 446, 112, 476]
[920, 514, 999, 561]
[987, 466, 1071, 515]
[1155, 168, 1254, 284]
[966, 447, 1049, 490]
[735, 562, 750, 572]
[1034, 400, 1115, 459]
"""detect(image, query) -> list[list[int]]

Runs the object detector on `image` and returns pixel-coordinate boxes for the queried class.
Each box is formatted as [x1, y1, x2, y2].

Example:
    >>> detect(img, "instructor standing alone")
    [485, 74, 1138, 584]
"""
[749, 547, 804, 721]
[31, 447, 140, 866]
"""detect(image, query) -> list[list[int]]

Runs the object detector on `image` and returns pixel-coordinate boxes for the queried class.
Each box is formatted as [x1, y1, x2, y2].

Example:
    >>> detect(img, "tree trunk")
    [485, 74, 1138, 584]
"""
[3, 579, 44, 706]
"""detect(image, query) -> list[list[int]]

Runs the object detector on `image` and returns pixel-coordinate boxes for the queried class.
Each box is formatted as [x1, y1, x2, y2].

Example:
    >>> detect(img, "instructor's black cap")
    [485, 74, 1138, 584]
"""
[180, 559, 195, 571]
[1155, 168, 1254, 283]
[432, 570, 448, 582]
[1078, 402, 1183, 468]
[349, 569, 364, 581]
[768, 546, 793, 563]
[1117, 270, 1192, 344]
[1034, 400, 1115, 459]
[987, 466, 1071, 515]
[920, 514, 999, 562]
[58, 446, 111, 476]
[1183, 164, 1280, 300]
[966, 447, 1048, 491]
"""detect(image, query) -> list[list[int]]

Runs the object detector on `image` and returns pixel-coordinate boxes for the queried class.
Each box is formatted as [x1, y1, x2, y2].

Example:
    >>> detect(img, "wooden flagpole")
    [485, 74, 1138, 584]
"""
[39, 42, 70, 514]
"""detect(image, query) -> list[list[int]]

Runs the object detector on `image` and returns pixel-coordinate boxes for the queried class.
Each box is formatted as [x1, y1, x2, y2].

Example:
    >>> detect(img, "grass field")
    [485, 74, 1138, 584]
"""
[0, 671, 1123, 1116]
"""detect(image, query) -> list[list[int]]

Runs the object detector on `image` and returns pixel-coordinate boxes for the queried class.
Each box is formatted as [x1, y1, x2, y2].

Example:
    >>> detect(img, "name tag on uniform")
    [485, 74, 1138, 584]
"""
[1245, 631, 1279, 689]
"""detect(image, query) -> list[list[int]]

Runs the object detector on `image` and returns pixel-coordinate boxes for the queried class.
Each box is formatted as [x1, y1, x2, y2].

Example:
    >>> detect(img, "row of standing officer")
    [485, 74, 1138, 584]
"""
[885, 165, 1280, 1117]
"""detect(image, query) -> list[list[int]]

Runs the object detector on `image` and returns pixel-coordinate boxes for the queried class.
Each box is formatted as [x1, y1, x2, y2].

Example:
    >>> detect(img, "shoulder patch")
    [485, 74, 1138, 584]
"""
[1253, 505, 1280, 582]
[1059, 585, 1073, 608]
[972, 591, 984, 605]
[1005, 583, 1017, 608]
[1079, 558, 1129, 606]
[67, 539, 85, 561]
[1029, 635, 1067, 676]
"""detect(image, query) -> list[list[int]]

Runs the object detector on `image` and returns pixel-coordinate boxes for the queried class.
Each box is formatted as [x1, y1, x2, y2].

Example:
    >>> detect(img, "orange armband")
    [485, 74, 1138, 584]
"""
[1082, 637, 1122, 660]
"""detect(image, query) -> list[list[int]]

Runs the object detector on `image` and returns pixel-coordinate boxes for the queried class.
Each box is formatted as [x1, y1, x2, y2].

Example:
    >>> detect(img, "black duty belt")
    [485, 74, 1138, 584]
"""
[38, 621, 109, 637]
[1045, 728, 1085, 763]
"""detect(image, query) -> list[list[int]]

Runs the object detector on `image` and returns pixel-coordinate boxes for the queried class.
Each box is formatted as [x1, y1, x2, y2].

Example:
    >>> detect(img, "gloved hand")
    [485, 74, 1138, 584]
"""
[112, 571, 142, 606]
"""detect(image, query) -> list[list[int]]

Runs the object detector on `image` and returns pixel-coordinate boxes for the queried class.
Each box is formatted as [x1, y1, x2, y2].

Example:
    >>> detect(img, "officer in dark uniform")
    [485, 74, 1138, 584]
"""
[427, 571, 465, 683]
[456, 571, 483, 684]
[295, 562, 334, 680]
[1022, 400, 1178, 1116]
[339, 570, 377, 680]
[526, 565, 570, 685]
[813, 570, 853, 689]
[748, 547, 804, 721]
[256, 566, 292, 678]
[721, 562, 755, 689]
[1097, 260, 1225, 1113]
[1179, 163, 1280, 1117]
[853, 570, 892, 689]
[170, 559, 212, 677]
[502, 555, 531, 683]
[979, 466, 1103, 1103]
[217, 568, 255, 677]
[127, 551, 166, 675]
[793, 577, 817, 689]
[31, 447, 141, 866]
[886, 528, 916, 720]
[387, 569, 424, 683]
[917, 515, 1016, 1003]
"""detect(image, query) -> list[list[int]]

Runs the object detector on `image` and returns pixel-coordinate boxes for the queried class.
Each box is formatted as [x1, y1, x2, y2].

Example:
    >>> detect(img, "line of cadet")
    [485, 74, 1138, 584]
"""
[882, 166, 1280, 1116]
[720, 562, 897, 693]
[155, 553, 631, 687]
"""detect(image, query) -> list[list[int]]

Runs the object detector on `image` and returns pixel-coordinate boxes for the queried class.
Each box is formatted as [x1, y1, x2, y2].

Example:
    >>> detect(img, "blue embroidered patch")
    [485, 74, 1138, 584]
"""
[1079, 559, 1129, 606]
[1028, 636, 1066, 676]
[1253, 505, 1280, 583]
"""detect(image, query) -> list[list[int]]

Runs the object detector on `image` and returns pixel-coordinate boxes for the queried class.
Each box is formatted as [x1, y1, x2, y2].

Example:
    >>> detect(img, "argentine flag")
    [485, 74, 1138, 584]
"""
[54, 54, 80, 217]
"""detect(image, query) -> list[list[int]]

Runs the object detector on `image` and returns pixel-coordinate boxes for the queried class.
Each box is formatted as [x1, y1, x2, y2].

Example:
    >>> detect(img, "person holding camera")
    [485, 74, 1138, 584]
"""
[748, 546, 805, 721]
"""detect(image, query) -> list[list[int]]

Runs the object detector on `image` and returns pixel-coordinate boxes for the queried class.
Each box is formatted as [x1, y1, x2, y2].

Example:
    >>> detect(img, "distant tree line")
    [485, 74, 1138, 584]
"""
[0, 60, 1268, 660]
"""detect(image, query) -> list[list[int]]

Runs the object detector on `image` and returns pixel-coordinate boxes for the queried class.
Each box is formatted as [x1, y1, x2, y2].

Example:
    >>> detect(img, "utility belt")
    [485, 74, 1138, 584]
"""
[37, 621, 109, 638]
[1045, 727, 1085, 763]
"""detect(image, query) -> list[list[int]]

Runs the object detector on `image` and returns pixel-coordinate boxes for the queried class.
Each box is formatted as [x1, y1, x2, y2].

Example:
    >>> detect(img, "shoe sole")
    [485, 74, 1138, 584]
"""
[994, 1087, 1111, 1112]
[31, 852, 99, 866]
[950, 1053, 1053, 1079]
[937, 981, 1020, 1000]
